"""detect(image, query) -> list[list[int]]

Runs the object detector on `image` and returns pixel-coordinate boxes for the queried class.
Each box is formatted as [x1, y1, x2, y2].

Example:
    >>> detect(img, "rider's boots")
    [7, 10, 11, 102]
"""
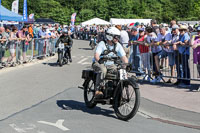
[94, 72, 103, 98]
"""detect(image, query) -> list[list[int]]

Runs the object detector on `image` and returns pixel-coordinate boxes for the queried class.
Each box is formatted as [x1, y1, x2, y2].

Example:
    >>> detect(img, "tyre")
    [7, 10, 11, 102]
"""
[114, 80, 140, 121]
[91, 43, 95, 50]
[84, 79, 97, 108]
[58, 52, 63, 67]
[64, 51, 69, 64]
[64, 58, 68, 64]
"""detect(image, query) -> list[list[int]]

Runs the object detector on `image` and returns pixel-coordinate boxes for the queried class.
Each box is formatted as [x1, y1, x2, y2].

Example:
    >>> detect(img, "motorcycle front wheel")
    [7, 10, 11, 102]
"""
[114, 80, 140, 121]
[89, 41, 95, 50]
[58, 52, 63, 67]
[84, 79, 97, 108]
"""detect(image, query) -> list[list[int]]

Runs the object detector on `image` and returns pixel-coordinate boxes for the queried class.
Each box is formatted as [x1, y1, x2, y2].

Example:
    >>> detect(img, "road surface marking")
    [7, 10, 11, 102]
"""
[38, 119, 70, 131]
[138, 111, 151, 119]
[9, 123, 40, 133]
[82, 62, 91, 65]
[77, 58, 88, 64]
[87, 56, 93, 58]
[9, 124, 26, 133]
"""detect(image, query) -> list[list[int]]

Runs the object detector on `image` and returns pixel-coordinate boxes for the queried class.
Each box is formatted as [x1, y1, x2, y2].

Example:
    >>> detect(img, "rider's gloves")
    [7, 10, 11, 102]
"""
[126, 64, 132, 72]
[98, 59, 104, 64]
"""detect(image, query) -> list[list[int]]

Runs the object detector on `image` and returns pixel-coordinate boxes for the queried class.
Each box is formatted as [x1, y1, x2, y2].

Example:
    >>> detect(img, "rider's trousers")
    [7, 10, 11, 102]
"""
[92, 62, 117, 91]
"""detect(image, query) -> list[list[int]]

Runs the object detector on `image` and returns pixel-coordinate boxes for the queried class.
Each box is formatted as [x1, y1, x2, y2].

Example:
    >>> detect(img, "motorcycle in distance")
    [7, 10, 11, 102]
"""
[89, 35, 97, 50]
[79, 56, 140, 121]
[57, 43, 70, 67]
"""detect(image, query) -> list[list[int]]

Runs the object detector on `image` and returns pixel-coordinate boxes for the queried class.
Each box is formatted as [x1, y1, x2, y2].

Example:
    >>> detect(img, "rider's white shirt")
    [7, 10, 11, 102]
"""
[94, 41, 126, 66]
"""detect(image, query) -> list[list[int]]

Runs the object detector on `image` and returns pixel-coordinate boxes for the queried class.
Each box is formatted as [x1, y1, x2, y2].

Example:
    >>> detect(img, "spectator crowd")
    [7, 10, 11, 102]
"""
[0, 19, 200, 89]
[73, 20, 200, 88]
[0, 24, 62, 67]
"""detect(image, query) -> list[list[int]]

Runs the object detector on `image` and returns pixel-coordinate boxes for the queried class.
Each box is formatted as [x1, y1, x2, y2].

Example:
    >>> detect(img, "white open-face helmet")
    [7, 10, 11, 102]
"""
[106, 27, 121, 41]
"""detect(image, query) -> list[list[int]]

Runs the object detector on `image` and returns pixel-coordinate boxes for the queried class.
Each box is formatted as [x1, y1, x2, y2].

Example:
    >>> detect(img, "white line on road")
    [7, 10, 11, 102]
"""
[9, 124, 26, 133]
[10, 123, 41, 133]
[87, 56, 93, 58]
[77, 58, 88, 64]
[82, 62, 91, 65]
[38, 119, 70, 131]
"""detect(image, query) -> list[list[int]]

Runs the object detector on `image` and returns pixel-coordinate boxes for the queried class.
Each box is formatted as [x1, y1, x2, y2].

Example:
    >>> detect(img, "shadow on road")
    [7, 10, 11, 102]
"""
[78, 48, 93, 51]
[43, 62, 59, 67]
[56, 100, 116, 119]
[137, 79, 199, 92]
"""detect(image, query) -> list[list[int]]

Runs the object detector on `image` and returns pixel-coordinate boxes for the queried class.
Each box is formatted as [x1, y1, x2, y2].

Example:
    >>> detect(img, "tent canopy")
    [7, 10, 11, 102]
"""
[110, 18, 152, 25]
[0, 5, 23, 22]
[81, 18, 111, 26]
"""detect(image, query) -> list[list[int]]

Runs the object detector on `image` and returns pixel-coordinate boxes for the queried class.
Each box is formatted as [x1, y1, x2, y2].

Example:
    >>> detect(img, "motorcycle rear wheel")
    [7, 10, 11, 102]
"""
[84, 80, 97, 108]
[114, 80, 140, 121]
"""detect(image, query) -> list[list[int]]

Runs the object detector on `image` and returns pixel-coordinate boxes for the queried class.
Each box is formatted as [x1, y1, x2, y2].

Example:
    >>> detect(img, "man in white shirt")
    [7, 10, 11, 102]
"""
[116, 25, 130, 58]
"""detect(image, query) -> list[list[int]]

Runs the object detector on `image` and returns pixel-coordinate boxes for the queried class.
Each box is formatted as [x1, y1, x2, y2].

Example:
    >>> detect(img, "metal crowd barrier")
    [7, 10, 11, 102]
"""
[129, 43, 200, 82]
[1, 38, 58, 66]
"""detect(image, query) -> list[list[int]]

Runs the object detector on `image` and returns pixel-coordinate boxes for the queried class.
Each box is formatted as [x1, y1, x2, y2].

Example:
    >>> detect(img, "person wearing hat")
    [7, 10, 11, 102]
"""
[55, 28, 73, 63]
[191, 26, 200, 88]
[129, 27, 144, 77]
[134, 22, 140, 29]
[138, 28, 151, 81]
[145, 27, 157, 81]
[151, 26, 172, 83]
[166, 24, 180, 84]
[174, 25, 191, 87]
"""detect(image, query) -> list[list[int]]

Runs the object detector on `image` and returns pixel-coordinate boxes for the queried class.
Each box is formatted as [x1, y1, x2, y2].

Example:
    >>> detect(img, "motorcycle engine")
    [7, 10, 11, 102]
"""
[104, 81, 114, 98]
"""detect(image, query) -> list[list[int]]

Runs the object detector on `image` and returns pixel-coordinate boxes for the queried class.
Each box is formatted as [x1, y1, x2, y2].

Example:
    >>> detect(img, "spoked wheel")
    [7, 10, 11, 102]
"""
[91, 44, 95, 50]
[84, 80, 97, 108]
[89, 41, 95, 50]
[64, 53, 69, 65]
[114, 80, 140, 121]
[58, 52, 63, 67]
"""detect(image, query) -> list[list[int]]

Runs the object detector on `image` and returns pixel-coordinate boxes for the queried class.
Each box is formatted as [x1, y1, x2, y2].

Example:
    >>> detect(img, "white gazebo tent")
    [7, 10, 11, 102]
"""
[110, 18, 152, 25]
[81, 18, 111, 26]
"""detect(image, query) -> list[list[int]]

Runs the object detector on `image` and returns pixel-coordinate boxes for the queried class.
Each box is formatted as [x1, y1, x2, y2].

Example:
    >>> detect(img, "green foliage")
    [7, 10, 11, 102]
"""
[1, 0, 199, 24]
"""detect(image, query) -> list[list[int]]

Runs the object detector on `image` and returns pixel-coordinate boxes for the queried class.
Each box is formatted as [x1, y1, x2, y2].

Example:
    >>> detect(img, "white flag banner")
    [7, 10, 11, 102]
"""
[29, 13, 34, 19]
[12, 0, 19, 14]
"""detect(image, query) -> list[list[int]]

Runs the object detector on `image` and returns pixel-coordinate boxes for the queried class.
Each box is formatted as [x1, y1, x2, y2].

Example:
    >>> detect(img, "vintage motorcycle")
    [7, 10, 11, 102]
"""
[80, 56, 140, 121]
[57, 43, 70, 67]
[89, 35, 97, 50]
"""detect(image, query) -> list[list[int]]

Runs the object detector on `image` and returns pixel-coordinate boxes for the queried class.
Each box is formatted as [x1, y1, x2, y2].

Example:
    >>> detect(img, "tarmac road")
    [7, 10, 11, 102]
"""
[0, 40, 199, 133]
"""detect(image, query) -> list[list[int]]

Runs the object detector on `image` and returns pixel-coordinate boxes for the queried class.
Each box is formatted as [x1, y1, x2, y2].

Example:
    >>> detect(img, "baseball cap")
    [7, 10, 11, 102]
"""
[179, 25, 188, 30]
[172, 25, 179, 29]
[134, 22, 140, 27]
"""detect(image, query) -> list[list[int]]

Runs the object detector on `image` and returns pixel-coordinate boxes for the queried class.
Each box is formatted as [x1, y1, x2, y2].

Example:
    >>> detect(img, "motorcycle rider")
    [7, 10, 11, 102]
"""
[55, 28, 73, 62]
[89, 27, 98, 46]
[93, 27, 128, 97]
